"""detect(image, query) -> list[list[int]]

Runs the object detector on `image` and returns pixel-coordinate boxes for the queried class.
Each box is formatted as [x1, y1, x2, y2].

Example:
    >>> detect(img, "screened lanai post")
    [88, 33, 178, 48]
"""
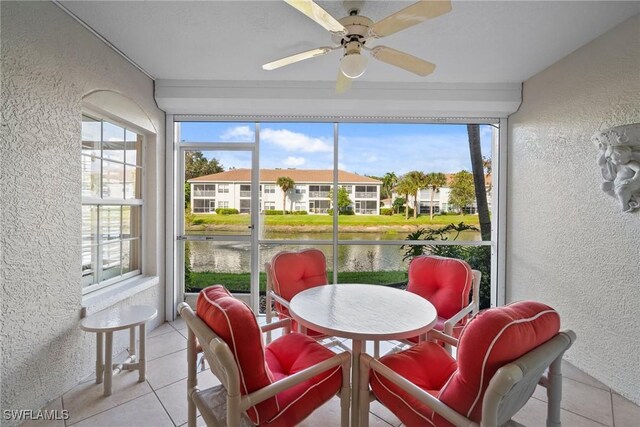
[467, 124, 491, 240]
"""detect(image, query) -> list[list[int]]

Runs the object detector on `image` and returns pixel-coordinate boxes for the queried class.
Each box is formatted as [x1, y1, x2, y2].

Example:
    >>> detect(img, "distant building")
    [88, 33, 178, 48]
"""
[188, 169, 382, 215]
[395, 174, 492, 214]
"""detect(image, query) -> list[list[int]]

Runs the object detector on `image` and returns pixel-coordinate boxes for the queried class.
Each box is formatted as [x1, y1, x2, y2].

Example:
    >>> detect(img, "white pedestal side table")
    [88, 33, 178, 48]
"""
[80, 305, 157, 396]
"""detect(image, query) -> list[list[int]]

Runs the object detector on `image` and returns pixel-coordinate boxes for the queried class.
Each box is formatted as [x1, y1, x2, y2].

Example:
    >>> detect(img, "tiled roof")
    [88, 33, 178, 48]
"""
[188, 169, 381, 184]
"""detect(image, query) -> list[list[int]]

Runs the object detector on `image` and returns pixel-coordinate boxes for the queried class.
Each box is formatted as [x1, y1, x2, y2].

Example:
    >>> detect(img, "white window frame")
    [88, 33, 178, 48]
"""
[218, 183, 230, 193]
[82, 114, 144, 295]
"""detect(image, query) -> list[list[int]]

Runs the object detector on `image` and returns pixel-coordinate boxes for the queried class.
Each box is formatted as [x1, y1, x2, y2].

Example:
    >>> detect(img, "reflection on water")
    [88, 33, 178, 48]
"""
[189, 231, 480, 273]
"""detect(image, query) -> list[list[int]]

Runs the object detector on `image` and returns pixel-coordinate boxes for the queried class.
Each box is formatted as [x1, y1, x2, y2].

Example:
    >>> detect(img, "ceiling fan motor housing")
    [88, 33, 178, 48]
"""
[333, 15, 374, 45]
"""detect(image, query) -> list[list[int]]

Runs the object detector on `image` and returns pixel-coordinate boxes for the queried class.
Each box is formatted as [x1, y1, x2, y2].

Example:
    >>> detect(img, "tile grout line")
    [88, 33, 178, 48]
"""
[610, 388, 615, 427]
[150, 383, 180, 426]
[64, 387, 156, 426]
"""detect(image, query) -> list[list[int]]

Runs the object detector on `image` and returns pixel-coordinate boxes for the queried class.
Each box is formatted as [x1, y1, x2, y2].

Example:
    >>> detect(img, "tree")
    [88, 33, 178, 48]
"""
[405, 170, 428, 219]
[185, 151, 224, 180]
[394, 177, 413, 219]
[328, 186, 353, 213]
[425, 172, 447, 220]
[392, 197, 405, 214]
[276, 176, 295, 214]
[381, 172, 398, 200]
[467, 124, 491, 240]
[449, 170, 475, 214]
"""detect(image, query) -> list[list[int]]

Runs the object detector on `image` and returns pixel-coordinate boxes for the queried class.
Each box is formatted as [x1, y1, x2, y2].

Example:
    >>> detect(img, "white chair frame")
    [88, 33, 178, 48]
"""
[388, 269, 482, 355]
[178, 302, 351, 427]
[359, 328, 576, 427]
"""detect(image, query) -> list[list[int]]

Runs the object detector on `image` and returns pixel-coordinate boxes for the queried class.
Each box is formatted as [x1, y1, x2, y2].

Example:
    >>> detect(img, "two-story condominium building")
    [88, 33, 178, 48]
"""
[189, 169, 382, 215]
[396, 174, 493, 214]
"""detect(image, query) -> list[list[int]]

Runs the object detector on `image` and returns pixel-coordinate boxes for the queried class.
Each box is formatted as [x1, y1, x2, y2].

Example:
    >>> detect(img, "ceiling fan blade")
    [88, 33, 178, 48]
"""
[262, 47, 334, 70]
[369, 46, 436, 76]
[335, 69, 353, 94]
[284, 0, 347, 35]
[369, 0, 452, 38]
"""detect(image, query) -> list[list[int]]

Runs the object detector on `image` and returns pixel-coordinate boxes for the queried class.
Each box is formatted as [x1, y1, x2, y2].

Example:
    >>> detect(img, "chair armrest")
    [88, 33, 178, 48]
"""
[443, 302, 475, 334]
[260, 318, 292, 333]
[240, 351, 351, 411]
[427, 329, 459, 347]
[362, 354, 474, 427]
[269, 290, 291, 310]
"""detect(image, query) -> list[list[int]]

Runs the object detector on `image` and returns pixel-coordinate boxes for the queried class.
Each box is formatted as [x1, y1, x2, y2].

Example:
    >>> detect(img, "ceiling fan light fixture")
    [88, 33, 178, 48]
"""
[340, 52, 367, 79]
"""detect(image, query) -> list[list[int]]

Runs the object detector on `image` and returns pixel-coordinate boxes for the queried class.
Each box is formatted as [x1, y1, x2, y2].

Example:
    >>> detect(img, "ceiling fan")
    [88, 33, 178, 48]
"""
[262, 0, 452, 93]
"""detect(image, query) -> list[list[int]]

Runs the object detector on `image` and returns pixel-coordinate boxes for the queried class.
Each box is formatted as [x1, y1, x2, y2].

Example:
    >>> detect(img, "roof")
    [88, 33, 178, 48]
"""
[188, 169, 381, 184]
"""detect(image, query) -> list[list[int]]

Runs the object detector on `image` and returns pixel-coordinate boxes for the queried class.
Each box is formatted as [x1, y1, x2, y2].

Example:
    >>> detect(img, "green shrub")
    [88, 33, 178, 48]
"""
[216, 208, 239, 215]
[291, 210, 308, 215]
[264, 210, 285, 215]
[380, 208, 393, 216]
[328, 209, 355, 215]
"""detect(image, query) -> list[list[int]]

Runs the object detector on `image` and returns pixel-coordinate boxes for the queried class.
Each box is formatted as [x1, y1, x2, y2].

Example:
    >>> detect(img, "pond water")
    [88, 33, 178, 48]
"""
[188, 230, 481, 274]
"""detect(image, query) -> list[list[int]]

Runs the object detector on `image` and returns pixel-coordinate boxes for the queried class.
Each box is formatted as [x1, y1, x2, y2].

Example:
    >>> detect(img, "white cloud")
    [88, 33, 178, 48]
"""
[261, 128, 332, 153]
[283, 156, 306, 167]
[220, 125, 255, 142]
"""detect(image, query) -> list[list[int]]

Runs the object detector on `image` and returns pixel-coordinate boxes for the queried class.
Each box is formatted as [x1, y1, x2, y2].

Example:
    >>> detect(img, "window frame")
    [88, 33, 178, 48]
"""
[82, 113, 145, 295]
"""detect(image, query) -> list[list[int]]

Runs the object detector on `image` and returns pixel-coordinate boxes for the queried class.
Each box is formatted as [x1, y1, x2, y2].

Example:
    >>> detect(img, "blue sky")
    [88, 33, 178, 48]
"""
[179, 122, 494, 177]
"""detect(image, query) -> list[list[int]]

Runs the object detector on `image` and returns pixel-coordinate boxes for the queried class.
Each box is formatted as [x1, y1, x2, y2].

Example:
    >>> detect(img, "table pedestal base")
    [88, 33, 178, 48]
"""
[94, 324, 147, 396]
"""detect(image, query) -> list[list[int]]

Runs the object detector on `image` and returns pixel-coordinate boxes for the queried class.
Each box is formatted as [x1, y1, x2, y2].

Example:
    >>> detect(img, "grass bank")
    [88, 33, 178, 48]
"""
[186, 270, 407, 293]
[187, 213, 480, 232]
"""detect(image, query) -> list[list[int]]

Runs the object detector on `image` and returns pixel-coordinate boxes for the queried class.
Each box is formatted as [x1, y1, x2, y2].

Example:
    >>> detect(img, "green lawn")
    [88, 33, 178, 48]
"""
[189, 213, 479, 229]
[187, 270, 407, 293]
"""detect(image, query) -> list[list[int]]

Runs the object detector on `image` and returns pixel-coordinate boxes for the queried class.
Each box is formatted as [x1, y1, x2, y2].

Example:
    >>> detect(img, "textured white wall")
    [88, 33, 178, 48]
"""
[507, 16, 640, 403]
[0, 1, 165, 421]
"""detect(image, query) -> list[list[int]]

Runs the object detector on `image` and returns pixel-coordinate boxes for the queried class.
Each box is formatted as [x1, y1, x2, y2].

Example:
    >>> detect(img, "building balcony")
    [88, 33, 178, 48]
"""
[309, 191, 329, 198]
[354, 192, 377, 199]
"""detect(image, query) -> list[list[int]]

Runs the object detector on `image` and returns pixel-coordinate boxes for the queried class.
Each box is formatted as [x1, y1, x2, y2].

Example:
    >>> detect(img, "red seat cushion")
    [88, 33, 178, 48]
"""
[407, 256, 473, 322]
[370, 342, 457, 426]
[197, 285, 342, 426]
[371, 301, 561, 427]
[264, 333, 343, 426]
[271, 249, 328, 336]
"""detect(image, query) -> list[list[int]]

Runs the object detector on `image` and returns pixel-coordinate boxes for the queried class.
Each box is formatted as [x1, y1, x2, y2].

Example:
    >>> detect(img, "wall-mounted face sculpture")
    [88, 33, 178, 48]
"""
[593, 124, 640, 213]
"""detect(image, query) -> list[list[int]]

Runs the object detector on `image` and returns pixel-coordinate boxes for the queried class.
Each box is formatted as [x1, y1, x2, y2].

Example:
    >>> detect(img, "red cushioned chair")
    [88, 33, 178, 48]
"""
[265, 249, 348, 350]
[359, 301, 576, 427]
[405, 255, 481, 350]
[178, 285, 351, 427]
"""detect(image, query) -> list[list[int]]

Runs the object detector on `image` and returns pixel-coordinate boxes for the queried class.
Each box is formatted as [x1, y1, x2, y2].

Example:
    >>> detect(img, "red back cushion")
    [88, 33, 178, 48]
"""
[407, 256, 473, 320]
[271, 249, 328, 306]
[196, 285, 278, 424]
[436, 301, 561, 425]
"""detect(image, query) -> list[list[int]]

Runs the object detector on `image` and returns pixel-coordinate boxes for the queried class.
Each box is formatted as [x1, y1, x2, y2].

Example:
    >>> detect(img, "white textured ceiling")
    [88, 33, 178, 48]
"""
[59, 1, 640, 84]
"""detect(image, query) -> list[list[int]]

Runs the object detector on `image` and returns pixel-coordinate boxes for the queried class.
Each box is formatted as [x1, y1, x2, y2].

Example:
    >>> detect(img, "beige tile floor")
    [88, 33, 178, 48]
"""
[26, 318, 640, 427]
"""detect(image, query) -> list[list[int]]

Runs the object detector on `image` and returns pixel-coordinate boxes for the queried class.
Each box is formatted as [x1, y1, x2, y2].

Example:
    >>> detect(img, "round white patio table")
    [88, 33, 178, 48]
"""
[80, 305, 157, 396]
[289, 284, 437, 427]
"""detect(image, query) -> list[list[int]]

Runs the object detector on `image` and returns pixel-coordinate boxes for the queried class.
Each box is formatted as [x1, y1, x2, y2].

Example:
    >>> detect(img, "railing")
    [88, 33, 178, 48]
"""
[309, 191, 329, 198]
[193, 207, 214, 213]
[239, 191, 251, 198]
[193, 190, 216, 197]
[354, 192, 376, 199]
[309, 208, 330, 214]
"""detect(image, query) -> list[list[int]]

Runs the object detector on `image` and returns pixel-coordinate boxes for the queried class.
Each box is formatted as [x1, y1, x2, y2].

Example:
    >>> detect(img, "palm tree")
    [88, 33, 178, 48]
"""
[467, 125, 491, 240]
[405, 170, 428, 219]
[276, 176, 295, 214]
[394, 177, 413, 219]
[381, 172, 398, 200]
[425, 172, 447, 220]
